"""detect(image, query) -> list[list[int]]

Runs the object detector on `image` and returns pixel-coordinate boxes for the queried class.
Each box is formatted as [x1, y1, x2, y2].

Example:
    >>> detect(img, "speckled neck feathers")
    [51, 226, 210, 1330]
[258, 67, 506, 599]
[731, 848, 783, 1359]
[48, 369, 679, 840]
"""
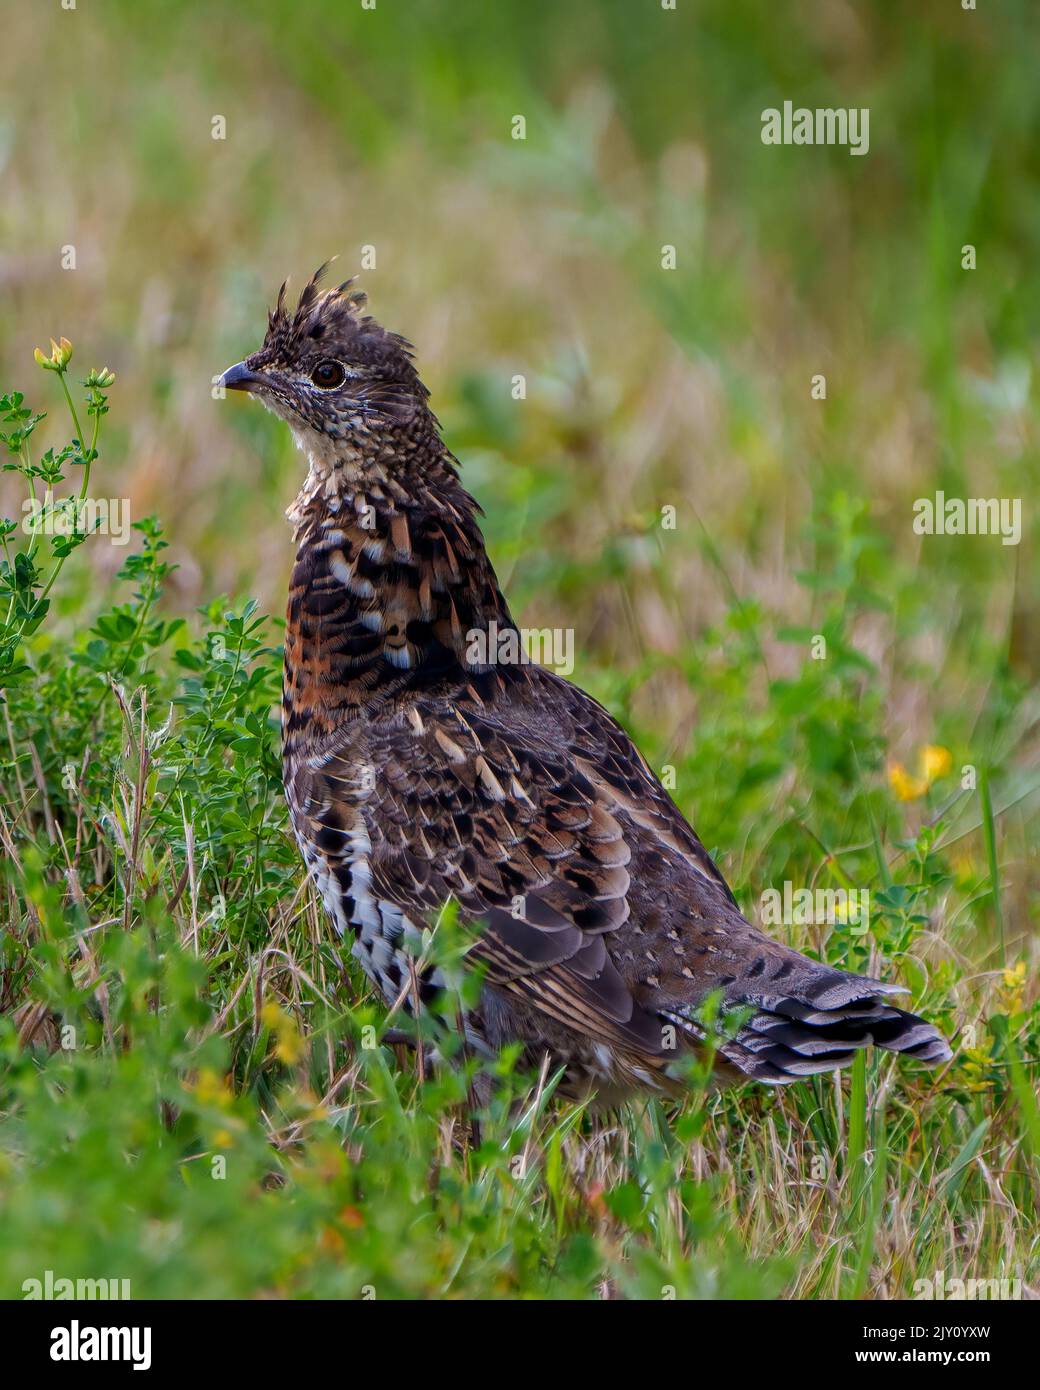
[282, 421, 516, 762]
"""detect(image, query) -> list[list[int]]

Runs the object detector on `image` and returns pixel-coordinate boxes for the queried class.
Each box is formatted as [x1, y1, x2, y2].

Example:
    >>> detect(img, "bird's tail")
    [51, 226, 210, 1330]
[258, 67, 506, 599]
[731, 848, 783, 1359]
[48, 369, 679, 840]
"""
[662, 964, 951, 1085]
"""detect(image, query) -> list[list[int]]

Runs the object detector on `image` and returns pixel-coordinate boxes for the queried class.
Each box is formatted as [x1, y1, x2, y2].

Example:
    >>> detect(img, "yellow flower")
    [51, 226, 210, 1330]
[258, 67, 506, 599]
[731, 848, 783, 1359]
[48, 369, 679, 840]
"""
[889, 744, 953, 801]
[189, 1066, 233, 1108]
[960, 1046, 993, 1093]
[999, 961, 1027, 1015]
[33, 337, 73, 371]
[921, 745, 952, 782]
[275, 1030, 303, 1064]
[889, 762, 928, 801]
[262, 1000, 304, 1064]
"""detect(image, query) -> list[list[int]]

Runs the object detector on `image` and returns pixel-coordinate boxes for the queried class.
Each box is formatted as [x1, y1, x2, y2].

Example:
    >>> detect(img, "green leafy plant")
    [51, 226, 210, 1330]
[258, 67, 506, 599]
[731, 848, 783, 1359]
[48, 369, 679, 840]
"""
[1, 341, 115, 688]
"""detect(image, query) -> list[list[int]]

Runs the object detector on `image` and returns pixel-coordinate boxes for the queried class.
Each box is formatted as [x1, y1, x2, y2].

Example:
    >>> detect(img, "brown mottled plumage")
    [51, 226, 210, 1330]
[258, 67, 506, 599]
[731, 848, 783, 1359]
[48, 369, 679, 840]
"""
[220, 265, 951, 1098]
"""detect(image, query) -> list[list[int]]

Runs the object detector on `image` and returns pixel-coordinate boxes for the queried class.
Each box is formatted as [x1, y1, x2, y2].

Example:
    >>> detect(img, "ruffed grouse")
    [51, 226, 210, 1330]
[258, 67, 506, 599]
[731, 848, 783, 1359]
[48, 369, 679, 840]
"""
[220, 266, 951, 1097]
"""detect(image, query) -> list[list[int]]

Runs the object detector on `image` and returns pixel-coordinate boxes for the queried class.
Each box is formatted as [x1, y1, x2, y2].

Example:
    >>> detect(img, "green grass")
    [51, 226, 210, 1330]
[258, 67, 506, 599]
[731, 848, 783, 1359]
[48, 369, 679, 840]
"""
[0, 0, 1037, 1300]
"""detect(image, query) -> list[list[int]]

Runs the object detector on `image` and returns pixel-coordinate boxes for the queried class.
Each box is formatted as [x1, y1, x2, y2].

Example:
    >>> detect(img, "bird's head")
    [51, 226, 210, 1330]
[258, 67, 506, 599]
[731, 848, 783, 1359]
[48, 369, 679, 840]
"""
[219, 263, 431, 463]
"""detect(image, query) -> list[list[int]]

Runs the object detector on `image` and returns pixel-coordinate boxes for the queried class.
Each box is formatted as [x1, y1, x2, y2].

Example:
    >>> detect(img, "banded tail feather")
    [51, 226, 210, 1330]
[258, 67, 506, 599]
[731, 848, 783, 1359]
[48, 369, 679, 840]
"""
[664, 964, 951, 1085]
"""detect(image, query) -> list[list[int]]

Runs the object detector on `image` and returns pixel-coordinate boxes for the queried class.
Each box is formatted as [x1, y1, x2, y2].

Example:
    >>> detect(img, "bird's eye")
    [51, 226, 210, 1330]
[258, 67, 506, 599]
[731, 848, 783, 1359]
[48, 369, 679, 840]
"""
[311, 359, 345, 389]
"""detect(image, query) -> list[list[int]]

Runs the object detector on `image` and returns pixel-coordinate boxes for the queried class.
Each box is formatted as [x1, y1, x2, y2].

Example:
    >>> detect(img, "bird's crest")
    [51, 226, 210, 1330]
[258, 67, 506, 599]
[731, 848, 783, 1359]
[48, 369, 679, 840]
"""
[263, 261, 373, 357]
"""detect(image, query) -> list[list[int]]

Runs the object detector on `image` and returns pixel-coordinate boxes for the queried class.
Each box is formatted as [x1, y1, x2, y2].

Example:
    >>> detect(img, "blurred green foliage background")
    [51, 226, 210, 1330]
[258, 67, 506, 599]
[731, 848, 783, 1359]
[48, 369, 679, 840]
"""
[3, 0, 1036, 619]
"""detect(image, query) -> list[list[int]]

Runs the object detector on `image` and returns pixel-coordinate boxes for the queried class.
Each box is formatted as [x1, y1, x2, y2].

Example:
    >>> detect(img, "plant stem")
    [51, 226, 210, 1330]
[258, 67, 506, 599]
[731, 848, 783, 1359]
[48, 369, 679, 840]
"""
[978, 766, 1005, 967]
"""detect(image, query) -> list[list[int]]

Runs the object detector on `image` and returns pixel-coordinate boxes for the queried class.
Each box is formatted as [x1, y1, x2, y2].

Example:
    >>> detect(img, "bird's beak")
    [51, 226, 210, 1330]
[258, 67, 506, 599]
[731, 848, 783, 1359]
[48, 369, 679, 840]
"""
[219, 361, 265, 393]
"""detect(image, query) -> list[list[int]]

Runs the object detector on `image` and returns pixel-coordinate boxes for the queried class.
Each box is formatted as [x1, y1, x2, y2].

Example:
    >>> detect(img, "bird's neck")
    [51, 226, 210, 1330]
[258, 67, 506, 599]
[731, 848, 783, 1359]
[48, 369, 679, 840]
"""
[283, 432, 517, 743]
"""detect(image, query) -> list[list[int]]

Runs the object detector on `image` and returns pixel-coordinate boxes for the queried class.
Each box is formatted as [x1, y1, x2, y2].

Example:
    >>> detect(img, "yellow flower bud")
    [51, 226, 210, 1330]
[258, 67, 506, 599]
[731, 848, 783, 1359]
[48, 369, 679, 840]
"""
[35, 337, 73, 371]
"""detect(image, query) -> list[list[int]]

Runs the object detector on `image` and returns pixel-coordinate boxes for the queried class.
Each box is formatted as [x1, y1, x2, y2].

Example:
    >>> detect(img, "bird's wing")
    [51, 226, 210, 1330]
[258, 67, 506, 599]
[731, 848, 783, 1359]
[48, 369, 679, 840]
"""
[537, 669, 738, 904]
[296, 668, 726, 1061]
[292, 667, 951, 1080]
